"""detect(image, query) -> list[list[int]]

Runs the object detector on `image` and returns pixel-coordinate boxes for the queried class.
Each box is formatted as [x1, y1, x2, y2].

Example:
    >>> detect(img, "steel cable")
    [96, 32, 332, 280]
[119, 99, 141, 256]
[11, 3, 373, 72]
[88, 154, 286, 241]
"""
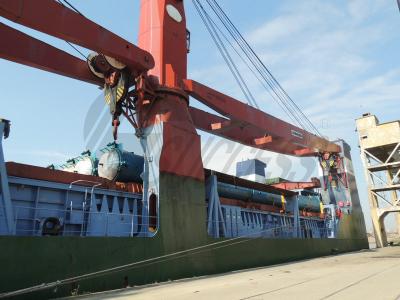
[205, 0, 322, 136]
[207, 0, 313, 130]
[202, 5, 305, 128]
[192, 0, 258, 108]
[207, 0, 314, 133]
[203, 0, 309, 131]
[56, 0, 88, 60]
[211, 0, 323, 136]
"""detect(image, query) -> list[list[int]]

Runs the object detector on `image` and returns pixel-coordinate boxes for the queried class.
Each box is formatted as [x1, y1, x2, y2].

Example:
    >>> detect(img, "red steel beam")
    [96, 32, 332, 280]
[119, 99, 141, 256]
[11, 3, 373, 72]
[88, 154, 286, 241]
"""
[254, 136, 273, 146]
[210, 120, 243, 133]
[0, 0, 154, 73]
[185, 79, 340, 155]
[270, 181, 321, 190]
[189, 107, 302, 155]
[0, 23, 102, 86]
[211, 120, 231, 131]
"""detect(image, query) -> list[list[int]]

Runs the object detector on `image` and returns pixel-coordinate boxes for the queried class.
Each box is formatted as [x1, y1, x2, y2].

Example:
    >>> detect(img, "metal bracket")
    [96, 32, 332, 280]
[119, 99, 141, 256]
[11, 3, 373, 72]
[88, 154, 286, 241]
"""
[0, 119, 10, 139]
[206, 175, 226, 238]
[0, 120, 15, 234]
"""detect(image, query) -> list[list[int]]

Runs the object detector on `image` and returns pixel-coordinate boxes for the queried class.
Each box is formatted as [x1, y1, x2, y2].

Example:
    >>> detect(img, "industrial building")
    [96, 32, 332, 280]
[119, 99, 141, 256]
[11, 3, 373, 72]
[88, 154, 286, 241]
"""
[356, 113, 400, 247]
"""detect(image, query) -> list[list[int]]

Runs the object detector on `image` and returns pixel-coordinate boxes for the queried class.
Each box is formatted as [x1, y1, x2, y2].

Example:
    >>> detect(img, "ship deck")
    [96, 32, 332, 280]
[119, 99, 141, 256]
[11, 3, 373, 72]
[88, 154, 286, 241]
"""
[68, 246, 400, 300]
[5, 162, 296, 196]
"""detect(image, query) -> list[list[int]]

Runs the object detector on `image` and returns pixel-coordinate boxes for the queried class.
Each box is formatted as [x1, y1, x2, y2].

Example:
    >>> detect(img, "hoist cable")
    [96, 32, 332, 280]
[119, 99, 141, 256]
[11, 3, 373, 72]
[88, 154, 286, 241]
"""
[61, 0, 84, 16]
[193, 0, 258, 108]
[193, 0, 252, 106]
[196, 0, 310, 128]
[56, 0, 88, 60]
[208, 0, 320, 135]
[206, 13, 302, 128]
[207, 0, 322, 136]
[202, 0, 313, 133]
[205, 4, 309, 130]
[205, 0, 316, 134]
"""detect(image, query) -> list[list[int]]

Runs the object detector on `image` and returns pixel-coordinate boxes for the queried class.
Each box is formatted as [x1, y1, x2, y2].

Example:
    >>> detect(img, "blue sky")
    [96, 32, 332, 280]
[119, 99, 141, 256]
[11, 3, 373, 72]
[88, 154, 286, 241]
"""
[1, 0, 400, 231]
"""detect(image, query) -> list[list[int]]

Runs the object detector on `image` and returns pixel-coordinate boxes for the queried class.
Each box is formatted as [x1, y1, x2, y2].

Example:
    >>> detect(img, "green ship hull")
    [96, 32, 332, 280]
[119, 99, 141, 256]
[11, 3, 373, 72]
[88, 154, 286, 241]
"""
[0, 173, 368, 299]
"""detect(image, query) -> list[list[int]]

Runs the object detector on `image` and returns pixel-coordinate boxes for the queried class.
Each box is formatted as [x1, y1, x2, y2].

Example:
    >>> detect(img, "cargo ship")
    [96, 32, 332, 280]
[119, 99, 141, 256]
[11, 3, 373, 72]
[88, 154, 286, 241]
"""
[0, 1, 368, 299]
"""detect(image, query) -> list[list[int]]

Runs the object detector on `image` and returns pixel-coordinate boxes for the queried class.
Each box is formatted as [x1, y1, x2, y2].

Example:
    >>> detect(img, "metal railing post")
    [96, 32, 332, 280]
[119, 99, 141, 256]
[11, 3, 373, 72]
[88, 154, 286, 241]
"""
[0, 119, 15, 234]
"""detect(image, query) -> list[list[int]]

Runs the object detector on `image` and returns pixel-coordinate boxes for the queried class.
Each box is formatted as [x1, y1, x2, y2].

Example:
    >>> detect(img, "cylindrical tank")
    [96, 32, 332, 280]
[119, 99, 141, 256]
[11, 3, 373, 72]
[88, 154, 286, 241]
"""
[297, 195, 321, 212]
[52, 150, 98, 176]
[53, 158, 77, 173]
[60, 162, 76, 173]
[217, 182, 283, 207]
[217, 182, 321, 212]
[98, 143, 144, 182]
[74, 150, 98, 176]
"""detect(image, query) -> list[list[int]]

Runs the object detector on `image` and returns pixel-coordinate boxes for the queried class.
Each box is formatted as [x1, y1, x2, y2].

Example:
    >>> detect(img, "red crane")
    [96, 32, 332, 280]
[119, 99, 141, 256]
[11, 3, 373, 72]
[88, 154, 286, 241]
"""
[0, 0, 341, 183]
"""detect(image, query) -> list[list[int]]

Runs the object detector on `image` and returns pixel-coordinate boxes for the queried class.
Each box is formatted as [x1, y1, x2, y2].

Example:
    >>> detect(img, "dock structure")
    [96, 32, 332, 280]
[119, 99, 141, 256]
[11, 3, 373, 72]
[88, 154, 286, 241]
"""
[67, 247, 400, 300]
[356, 113, 400, 247]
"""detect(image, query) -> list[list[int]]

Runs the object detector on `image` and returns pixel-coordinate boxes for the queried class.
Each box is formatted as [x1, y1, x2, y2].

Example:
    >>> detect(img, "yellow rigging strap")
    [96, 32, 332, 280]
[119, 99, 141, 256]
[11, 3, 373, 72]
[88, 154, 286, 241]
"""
[281, 194, 286, 211]
[104, 72, 129, 115]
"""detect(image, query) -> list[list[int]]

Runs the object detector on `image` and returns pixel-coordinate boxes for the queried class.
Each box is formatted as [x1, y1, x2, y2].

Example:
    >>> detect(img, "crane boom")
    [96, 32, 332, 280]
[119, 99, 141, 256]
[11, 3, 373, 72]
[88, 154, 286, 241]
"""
[0, 23, 102, 86]
[184, 79, 340, 155]
[0, 0, 154, 73]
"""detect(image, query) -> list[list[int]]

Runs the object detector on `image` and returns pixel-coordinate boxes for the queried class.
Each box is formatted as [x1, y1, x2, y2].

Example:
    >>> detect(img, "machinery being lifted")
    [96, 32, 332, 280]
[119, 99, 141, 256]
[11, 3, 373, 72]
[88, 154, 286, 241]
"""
[97, 142, 144, 182]
[0, 1, 368, 299]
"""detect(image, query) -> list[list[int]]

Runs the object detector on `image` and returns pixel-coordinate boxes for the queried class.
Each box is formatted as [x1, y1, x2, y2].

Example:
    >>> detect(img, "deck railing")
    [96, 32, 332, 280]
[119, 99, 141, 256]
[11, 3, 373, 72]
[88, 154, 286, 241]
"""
[0, 205, 158, 237]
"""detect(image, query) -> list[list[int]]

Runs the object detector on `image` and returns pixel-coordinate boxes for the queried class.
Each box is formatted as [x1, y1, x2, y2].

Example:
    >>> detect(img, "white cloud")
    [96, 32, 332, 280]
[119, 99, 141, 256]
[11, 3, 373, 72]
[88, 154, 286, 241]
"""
[248, 14, 313, 47]
[347, 0, 387, 22]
